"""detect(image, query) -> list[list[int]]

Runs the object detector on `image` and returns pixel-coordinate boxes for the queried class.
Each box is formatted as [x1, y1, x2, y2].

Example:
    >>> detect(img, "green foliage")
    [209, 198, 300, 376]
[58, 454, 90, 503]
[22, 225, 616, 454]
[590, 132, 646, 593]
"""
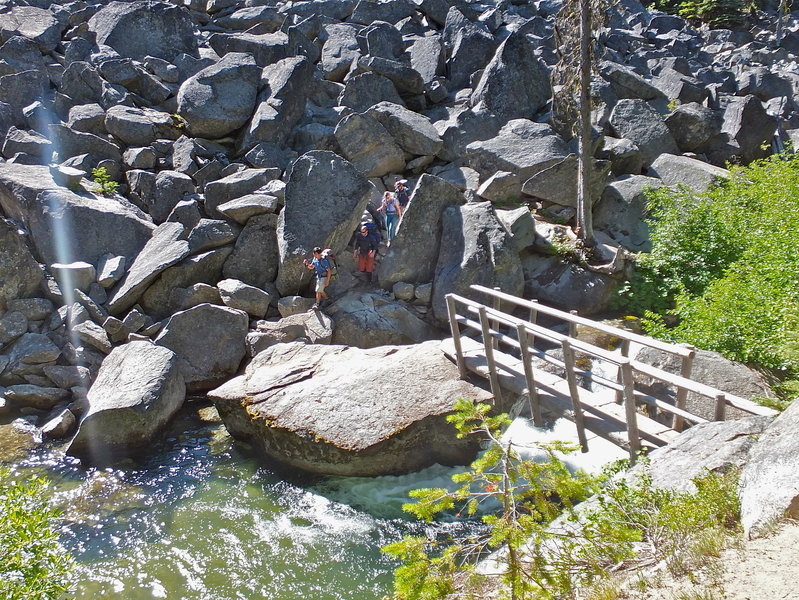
[677, 0, 748, 27]
[0, 467, 73, 600]
[384, 400, 744, 600]
[614, 153, 799, 374]
[648, 0, 749, 28]
[91, 166, 118, 196]
[583, 465, 741, 579]
[383, 398, 606, 600]
[171, 113, 188, 132]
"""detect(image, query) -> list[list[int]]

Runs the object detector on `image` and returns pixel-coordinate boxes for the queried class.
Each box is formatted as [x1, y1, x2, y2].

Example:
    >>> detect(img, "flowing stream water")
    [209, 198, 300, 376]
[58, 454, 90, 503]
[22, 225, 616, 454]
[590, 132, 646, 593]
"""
[8, 403, 465, 600]
[5, 392, 626, 600]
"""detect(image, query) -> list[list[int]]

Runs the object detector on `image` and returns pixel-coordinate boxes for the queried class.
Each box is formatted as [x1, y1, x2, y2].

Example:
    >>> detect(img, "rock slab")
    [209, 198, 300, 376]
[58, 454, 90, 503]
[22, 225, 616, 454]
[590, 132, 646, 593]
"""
[208, 340, 495, 476]
[67, 341, 185, 463]
[739, 399, 799, 538]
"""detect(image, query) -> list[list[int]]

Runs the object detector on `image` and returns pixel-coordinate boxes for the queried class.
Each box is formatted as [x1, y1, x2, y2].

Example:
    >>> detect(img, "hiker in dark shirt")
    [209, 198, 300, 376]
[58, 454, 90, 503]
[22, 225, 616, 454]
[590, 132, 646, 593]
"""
[353, 224, 379, 283]
[394, 179, 410, 209]
[303, 247, 331, 309]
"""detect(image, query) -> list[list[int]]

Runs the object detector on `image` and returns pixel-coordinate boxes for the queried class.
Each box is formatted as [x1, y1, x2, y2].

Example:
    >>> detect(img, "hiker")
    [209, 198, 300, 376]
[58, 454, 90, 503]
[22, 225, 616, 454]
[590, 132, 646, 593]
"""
[378, 190, 402, 244]
[303, 247, 331, 310]
[394, 179, 410, 210]
[353, 224, 379, 282]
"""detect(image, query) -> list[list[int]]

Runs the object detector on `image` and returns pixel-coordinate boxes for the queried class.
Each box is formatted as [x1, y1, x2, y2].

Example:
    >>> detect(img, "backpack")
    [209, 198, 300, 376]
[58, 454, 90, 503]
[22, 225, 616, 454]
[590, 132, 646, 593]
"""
[395, 186, 410, 207]
[363, 221, 382, 244]
[321, 249, 338, 280]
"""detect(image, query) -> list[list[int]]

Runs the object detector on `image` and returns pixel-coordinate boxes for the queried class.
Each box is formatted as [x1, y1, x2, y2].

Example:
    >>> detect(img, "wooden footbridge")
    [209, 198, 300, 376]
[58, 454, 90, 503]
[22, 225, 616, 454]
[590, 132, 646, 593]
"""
[443, 285, 776, 461]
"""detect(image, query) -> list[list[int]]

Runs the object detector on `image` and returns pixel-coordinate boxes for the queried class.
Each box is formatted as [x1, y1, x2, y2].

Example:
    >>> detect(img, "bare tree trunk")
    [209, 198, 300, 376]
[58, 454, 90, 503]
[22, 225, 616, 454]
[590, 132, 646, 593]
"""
[577, 0, 594, 245]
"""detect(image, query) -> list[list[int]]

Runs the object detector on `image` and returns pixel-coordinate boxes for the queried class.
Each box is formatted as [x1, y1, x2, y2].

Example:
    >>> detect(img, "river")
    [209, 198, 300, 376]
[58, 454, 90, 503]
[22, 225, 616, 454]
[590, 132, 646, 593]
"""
[7, 402, 467, 600]
[5, 394, 625, 599]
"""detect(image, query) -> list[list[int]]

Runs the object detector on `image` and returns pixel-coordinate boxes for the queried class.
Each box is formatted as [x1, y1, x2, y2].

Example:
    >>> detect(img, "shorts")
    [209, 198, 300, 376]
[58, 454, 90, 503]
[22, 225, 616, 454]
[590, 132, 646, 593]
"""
[358, 252, 375, 273]
[315, 277, 327, 293]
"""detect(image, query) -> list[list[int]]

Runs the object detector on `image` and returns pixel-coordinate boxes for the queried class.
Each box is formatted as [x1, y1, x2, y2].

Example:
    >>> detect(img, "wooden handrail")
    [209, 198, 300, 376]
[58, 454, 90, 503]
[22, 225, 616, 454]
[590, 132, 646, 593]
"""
[460, 299, 627, 365]
[449, 292, 775, 419]
[454, 313, 709, 426]
[471, 285, 695, 358]
[630, 360, 775, 416]
[444, 290, 776, 462]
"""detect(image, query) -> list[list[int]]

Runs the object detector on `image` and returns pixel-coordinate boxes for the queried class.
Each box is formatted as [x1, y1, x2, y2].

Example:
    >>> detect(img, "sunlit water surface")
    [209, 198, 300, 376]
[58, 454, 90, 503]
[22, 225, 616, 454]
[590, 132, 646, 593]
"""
[10, 397, 624, 600]
[16, 406, 467, 600]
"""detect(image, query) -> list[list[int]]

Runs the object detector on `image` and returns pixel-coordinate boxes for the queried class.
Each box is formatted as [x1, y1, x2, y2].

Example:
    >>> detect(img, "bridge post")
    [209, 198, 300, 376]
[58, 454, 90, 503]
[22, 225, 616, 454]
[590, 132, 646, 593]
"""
[528, 299, 539, 325]
[445, 294, 467, 380]
[615, 339, 631, 405]
[516, 324, 543, 427]
[674, 345, 695, 431]
[478, 306, 503, 406]
[490, 287, 502, 351]
[714, 393, 727, 421]
[568, 309, 578, 339]
[620, 360, 641, 462]
[560, 338, 589, 452]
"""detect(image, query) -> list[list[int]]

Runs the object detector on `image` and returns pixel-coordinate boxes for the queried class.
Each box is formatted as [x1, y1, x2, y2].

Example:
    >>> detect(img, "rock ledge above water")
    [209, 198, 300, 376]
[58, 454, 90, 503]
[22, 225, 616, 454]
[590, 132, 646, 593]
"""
[208, 340, 496, 476]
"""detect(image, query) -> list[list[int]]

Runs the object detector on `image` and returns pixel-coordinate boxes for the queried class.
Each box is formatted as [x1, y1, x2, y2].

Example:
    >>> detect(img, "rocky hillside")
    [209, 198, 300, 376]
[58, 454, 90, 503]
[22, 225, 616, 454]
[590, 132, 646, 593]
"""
[1, 0, 797, 466]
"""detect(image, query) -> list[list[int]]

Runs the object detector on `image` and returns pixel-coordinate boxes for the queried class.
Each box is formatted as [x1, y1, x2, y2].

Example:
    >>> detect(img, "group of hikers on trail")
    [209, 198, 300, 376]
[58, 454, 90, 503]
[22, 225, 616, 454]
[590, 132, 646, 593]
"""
[303, 179, 411, 311]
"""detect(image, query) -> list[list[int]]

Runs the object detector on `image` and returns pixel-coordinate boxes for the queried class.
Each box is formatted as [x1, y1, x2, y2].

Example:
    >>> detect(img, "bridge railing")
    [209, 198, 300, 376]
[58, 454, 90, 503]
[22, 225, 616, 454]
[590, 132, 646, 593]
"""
[469, 286, 774, 419]
[445, 289, 776, 460]
[471, 285, 699, 431]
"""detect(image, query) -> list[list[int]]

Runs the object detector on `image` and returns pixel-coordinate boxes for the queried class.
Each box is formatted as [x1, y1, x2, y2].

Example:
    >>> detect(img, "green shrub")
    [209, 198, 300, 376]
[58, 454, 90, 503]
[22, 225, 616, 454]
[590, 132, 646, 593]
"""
[0, 467, 73, 600]
[677, 0, 747, 27]
[648, 0, 750, 28]
[383, 398, 608, 600]
[91, 166, 118, 196]
[614, 153, 799, 374]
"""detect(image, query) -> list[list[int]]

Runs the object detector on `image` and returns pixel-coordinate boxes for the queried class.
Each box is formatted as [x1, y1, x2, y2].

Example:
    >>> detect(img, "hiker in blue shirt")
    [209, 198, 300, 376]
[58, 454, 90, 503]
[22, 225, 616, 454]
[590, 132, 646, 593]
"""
[303, 247, 331, 309]
[378, 190, 402, 244]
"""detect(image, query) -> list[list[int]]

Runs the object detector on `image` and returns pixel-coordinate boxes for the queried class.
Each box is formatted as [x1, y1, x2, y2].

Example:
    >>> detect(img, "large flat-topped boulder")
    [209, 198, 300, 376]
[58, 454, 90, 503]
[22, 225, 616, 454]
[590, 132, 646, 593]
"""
[208, 341, 496, 476]
[0, 163, 154, 267]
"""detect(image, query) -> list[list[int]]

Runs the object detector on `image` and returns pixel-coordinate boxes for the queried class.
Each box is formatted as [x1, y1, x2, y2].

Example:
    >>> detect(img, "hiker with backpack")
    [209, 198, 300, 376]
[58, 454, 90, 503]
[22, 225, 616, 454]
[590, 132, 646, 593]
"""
[302, 246, 332, 310]
[353, 223, 379, 283]
[378, 190, 402, 244]
[394, 179, 410, 210]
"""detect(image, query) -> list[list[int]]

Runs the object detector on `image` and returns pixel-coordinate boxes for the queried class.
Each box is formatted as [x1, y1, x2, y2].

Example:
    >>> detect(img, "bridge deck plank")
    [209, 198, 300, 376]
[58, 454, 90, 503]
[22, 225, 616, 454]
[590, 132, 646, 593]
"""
[442, 337, 680, 452]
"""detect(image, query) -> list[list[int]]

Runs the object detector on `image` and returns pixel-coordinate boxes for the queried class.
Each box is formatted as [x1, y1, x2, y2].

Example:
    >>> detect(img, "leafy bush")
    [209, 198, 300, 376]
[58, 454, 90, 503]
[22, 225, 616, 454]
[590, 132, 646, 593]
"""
[383, 398, 607, 600]
[648, 0, 749, 28]
[614, 153, 799, 374]
[0, 467, 73, 600]
[383, 399, 741, 600]
[91, 166, 118, 196]
[676, 0, 748, 27]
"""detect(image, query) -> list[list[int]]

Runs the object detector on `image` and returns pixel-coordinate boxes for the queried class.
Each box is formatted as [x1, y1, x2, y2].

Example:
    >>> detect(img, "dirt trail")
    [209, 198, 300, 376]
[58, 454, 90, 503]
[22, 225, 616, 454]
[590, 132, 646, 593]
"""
[632, 519, 799, 600]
